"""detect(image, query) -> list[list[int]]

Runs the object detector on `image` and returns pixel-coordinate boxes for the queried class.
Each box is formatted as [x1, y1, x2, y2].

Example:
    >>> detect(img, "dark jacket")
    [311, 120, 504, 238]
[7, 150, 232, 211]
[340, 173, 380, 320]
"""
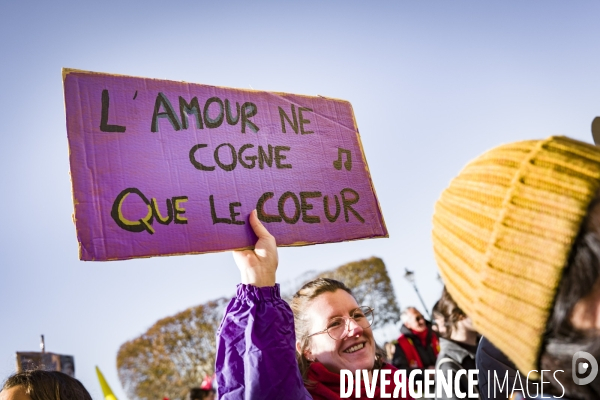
[392, 323, 439, 379]
[476, 336, 566, 400]
[435, 338, 478, 400]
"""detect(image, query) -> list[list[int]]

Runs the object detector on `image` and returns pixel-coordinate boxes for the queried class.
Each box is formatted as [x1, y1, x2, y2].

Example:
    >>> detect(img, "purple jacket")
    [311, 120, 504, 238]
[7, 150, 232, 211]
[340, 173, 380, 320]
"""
[216, 284, 312, 399]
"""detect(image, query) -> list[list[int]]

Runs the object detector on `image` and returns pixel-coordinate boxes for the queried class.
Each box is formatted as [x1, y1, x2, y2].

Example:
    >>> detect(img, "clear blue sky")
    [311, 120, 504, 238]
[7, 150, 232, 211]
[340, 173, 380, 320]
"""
[2, 1, 600, 399]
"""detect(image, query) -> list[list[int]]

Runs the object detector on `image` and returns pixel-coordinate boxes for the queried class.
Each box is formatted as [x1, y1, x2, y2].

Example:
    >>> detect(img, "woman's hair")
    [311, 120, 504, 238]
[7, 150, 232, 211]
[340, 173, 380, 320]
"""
[431, 300, 446, 335]
[436, 287, 466, 338]
[290, 278, 382, 381]
[1, 370, 92, 400]
[540, 192, 600, 399]
[431, 300, 443, 319]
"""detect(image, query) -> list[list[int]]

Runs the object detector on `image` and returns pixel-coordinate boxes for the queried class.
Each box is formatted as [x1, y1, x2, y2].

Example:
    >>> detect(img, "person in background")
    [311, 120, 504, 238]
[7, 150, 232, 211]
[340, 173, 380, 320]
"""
[188, 374, 216, 400]
[187, 387, 215, 400]
[392, 307, 440, 381]
[434, 287, 479, 400]
[432, 136, 600, 399]
[384, 341, 397, 364]
[0, 370, 92, 400]
[215, 211, 409, 399]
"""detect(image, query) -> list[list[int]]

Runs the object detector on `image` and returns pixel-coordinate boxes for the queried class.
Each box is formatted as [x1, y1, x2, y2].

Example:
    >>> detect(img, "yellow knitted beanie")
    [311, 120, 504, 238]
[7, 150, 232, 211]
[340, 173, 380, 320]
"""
[432, 136, 600, 376]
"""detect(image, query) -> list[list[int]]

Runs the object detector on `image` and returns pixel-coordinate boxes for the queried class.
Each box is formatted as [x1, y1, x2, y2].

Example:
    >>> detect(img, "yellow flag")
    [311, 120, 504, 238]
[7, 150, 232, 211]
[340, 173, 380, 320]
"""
[95, 366, 118, 400]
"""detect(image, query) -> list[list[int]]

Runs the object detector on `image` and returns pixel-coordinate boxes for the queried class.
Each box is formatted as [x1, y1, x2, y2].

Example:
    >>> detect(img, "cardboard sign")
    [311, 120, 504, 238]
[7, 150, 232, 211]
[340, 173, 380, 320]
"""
[63, 69, 387, 261]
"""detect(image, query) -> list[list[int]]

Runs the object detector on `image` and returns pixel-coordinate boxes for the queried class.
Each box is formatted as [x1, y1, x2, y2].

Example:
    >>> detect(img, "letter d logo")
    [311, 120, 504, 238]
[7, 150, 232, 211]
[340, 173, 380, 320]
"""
[572, 351, 598, 385]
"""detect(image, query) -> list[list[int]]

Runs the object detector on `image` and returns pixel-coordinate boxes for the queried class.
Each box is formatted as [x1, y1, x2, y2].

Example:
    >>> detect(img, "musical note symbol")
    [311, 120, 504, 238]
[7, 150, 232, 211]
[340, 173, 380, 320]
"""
[333, 148, 352, 171]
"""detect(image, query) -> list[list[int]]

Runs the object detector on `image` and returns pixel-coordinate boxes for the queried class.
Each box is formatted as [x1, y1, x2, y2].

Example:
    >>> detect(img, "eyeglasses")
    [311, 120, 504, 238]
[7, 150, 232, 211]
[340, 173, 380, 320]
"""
[306, 306, 375, 340]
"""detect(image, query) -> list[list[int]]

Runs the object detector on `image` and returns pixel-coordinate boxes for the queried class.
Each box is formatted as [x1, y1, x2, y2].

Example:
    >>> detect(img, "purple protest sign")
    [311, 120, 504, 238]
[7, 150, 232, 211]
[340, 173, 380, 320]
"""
[63, 69, 387, 261]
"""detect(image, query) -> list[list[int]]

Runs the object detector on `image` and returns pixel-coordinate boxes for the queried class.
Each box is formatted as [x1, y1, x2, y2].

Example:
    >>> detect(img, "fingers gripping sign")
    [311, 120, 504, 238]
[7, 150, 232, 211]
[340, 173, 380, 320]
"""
[233, 210, 278, 287]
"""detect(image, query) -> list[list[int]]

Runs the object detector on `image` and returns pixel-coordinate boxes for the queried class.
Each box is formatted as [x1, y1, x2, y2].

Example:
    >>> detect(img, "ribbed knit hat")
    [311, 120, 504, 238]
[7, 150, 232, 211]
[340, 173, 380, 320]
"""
[432, 136, 600, 376]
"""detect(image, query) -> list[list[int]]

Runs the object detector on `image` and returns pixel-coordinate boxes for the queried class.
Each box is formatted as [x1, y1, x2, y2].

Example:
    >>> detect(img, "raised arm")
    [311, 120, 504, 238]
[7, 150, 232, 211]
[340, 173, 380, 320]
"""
[215, 210, 311, 400]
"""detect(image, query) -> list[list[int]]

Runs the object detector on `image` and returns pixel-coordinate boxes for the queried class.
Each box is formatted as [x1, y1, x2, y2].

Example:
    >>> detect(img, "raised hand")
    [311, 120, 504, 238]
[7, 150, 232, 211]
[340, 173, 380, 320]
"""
[233, 209, 278, 287]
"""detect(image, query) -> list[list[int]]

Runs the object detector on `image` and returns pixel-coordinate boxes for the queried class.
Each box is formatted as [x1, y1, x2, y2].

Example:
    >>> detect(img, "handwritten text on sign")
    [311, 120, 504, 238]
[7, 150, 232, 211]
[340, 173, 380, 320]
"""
[63, 69, 387, 261]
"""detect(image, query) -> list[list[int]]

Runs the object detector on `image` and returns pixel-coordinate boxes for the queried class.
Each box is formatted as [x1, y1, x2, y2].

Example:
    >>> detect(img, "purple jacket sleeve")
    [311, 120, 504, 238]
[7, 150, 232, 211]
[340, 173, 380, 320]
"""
[216, 283, 312, 400]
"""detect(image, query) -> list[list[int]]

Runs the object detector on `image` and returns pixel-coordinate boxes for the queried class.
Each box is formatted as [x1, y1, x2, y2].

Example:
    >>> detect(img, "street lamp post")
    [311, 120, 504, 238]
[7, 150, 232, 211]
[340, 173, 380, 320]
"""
[403, 268, 431, 320]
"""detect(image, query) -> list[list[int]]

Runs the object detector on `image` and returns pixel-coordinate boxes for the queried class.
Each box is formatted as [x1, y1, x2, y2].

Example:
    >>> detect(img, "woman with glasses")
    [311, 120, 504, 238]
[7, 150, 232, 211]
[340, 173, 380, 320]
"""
[215, 211, 407, 399]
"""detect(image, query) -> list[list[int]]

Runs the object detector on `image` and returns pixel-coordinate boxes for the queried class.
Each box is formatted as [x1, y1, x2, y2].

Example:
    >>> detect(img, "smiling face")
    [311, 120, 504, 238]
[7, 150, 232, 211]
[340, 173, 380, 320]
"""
[404, 308, 427, 332]
[302, 289, 376, 373]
